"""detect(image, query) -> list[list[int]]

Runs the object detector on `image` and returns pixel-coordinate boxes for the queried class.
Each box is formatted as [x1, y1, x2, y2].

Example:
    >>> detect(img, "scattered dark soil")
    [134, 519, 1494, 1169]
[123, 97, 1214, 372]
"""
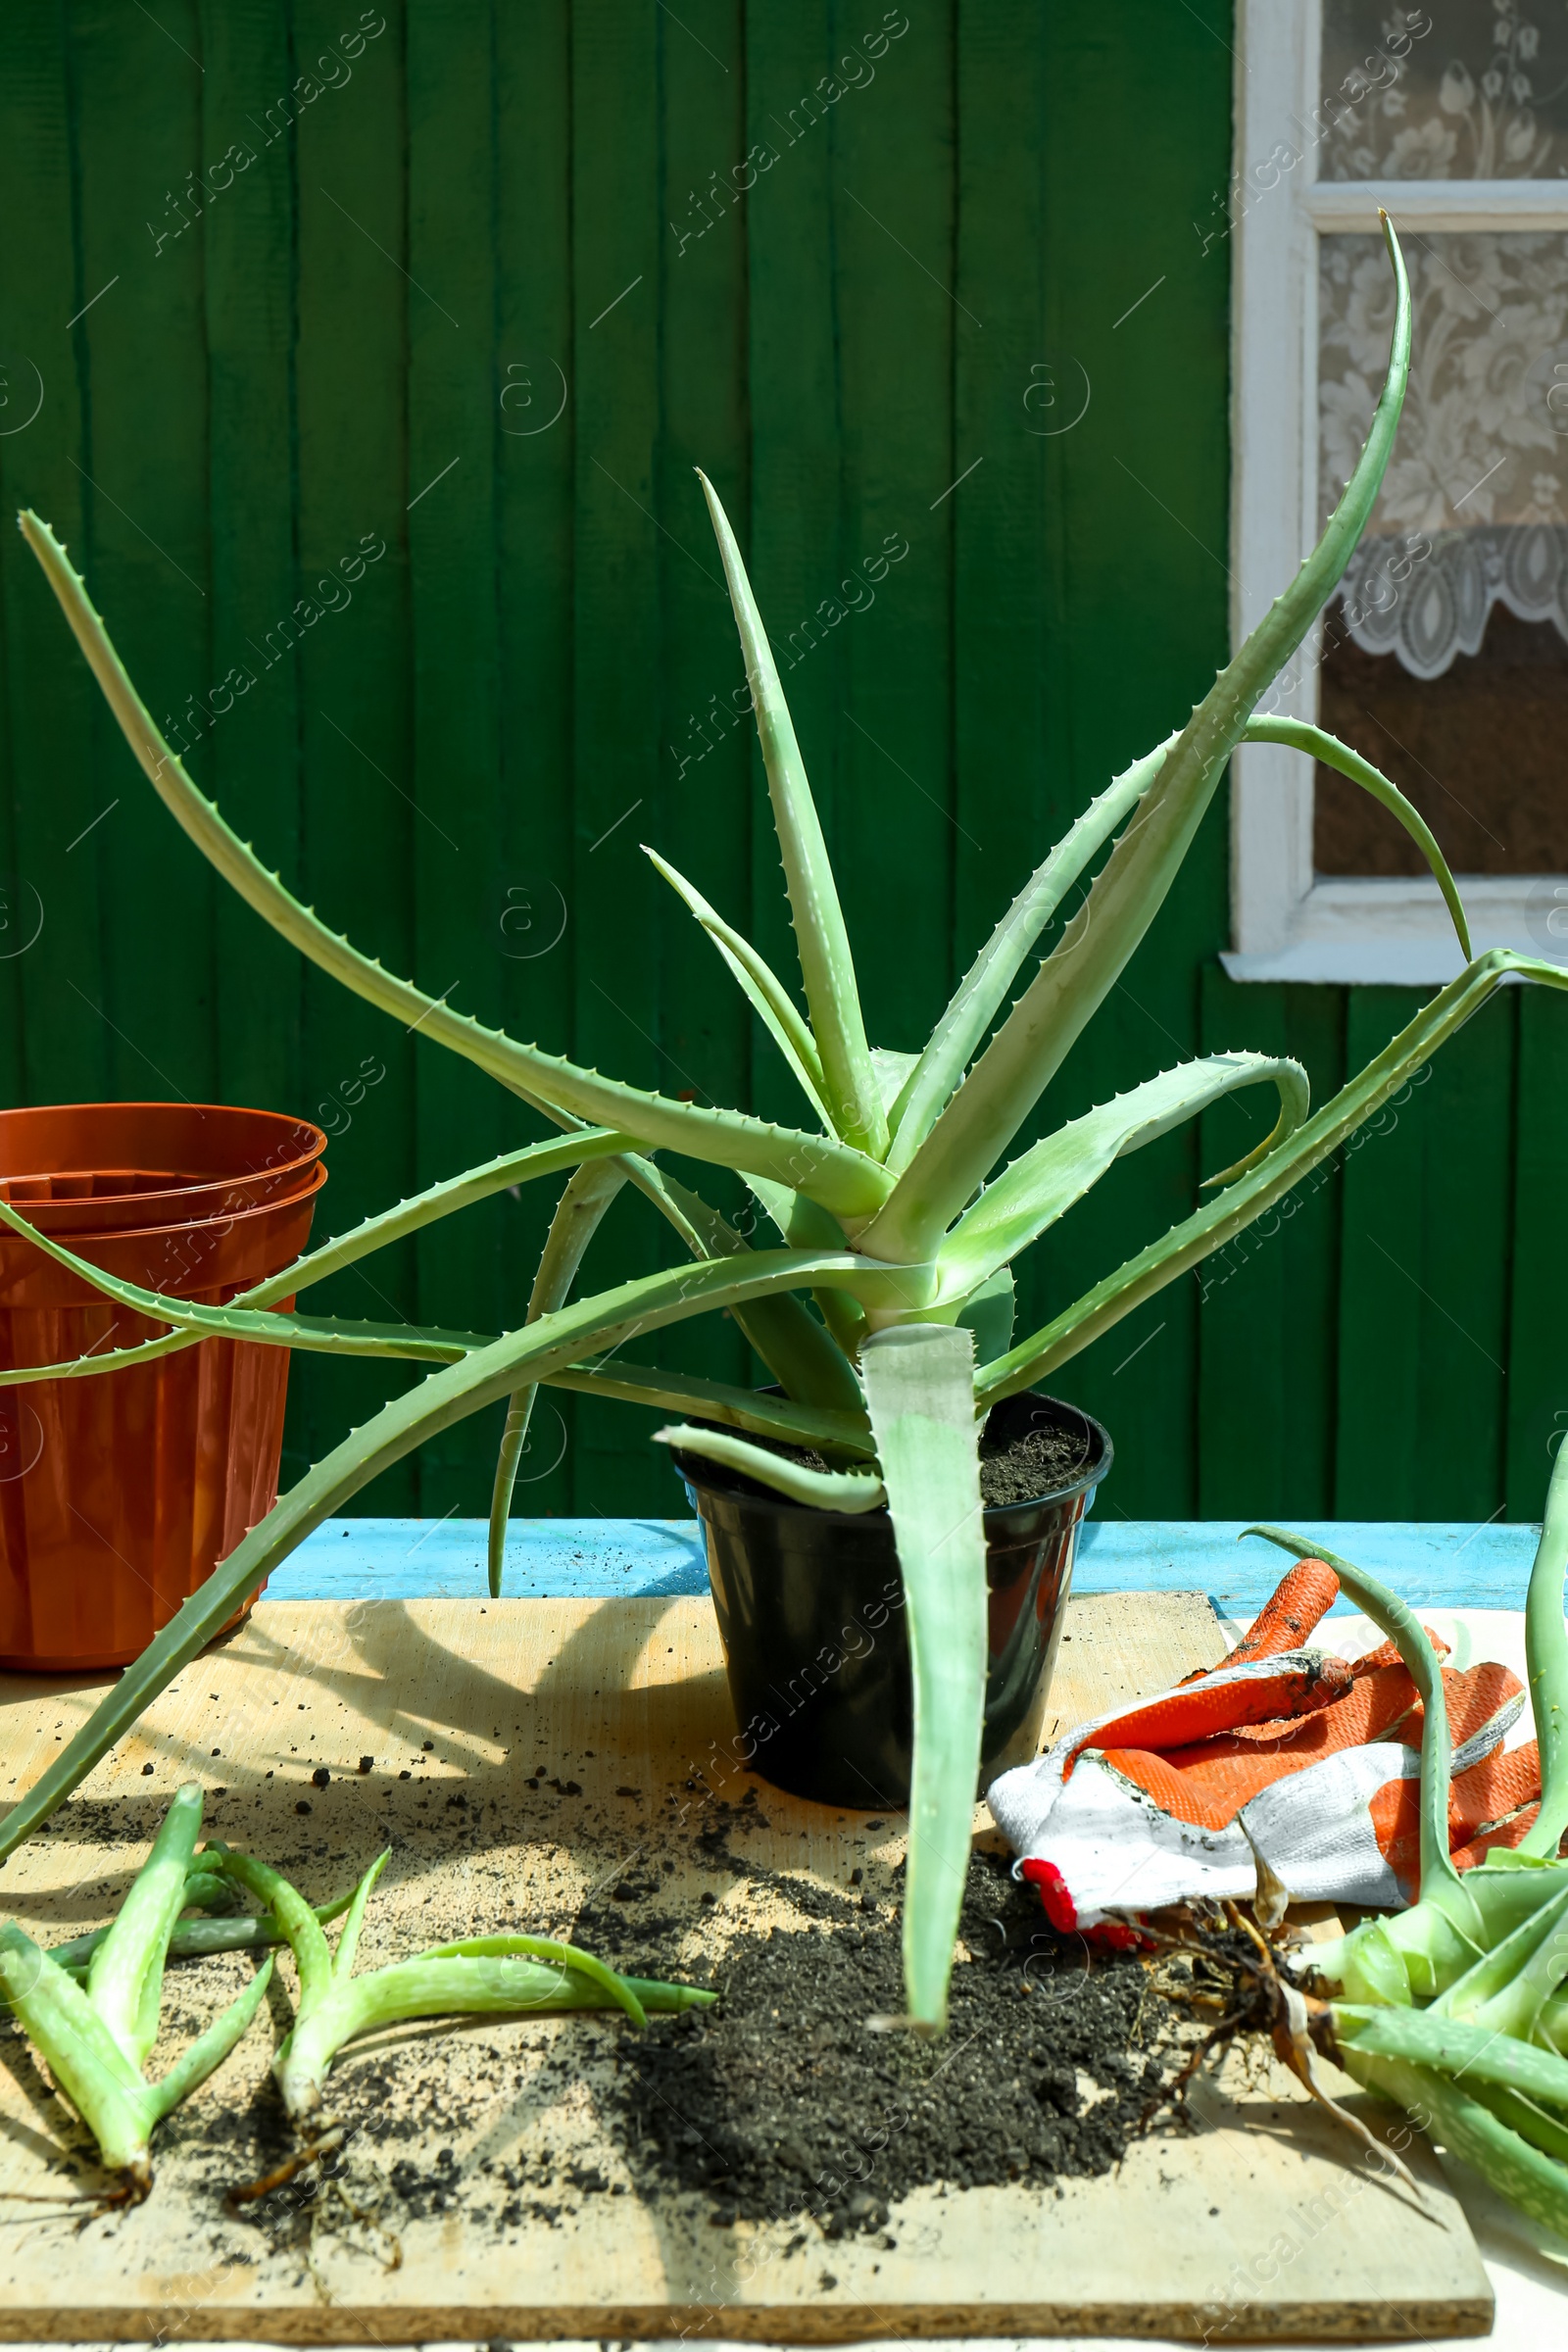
[608, 1850, 1168, 2239]
[4, 1703, 1175, 2266]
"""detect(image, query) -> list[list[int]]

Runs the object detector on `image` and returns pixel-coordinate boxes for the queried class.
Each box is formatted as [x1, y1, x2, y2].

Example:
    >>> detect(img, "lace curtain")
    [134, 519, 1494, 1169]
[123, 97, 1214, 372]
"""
[1319, 2, 1568, 181]
[1320, 229, 1568, 676]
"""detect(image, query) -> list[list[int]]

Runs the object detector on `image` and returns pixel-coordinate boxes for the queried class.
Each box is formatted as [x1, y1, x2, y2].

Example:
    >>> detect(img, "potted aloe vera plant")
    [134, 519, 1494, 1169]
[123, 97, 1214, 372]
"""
[3, 217, 1565, 2033]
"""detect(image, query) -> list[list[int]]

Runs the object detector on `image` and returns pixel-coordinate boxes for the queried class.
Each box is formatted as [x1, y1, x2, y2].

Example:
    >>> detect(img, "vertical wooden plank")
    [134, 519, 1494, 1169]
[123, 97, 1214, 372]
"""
[651, 0, 753, 1415]
[69, 0, 215, 1105]
[1020, 0, 1233, 1516]
[201, 0, 301, 1114]
[403, 0, 508, 1516]
[1506, 985, 1568, 1521]
[953, 0, 1048, 1010]
[834, 3, 956, 1058]
[1336, 987, 1514, 1521]
[493, 0, 578, 1514]
[1196, 966, 1345, 1516]
[568, 0, 665, 1512]
[0, 6, 100, 1105]
[744, 3, 842, 1089]
[289, 0, 417, 1501]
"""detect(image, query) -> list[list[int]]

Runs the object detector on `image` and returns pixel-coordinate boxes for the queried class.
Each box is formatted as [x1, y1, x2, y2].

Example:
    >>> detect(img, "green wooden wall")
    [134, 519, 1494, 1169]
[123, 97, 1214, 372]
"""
[0, 1, 1561, 1525]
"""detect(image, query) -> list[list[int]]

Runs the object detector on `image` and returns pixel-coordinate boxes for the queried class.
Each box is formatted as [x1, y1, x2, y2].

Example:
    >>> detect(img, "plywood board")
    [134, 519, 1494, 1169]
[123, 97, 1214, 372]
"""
[0, 1591, 1490, 2341]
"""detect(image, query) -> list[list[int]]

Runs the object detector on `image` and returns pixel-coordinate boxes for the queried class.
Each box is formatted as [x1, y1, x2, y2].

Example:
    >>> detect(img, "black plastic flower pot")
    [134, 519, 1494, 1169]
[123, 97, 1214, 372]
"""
[671, 1388, 1112, 1811]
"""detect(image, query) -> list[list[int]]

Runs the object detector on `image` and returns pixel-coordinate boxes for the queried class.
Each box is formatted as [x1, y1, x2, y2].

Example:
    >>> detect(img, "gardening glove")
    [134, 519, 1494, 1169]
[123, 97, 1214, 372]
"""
[987, 1560, 1534, 1946]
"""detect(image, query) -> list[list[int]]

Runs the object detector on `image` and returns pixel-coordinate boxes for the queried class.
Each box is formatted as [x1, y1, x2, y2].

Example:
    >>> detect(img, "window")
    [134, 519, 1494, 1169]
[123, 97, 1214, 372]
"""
[1228, 0, 1568, 981]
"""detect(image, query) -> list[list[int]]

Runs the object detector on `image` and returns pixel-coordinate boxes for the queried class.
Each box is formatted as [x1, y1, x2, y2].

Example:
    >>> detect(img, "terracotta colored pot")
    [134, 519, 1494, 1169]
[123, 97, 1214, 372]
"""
[0, 1102, 325, 1234]
[0, 1155, 324, 1671]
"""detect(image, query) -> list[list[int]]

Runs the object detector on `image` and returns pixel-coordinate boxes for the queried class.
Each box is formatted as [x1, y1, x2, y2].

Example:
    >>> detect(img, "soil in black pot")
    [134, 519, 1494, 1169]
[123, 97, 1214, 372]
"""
[733, 1411, 1095, 1510]
[606, 1849, 1172, 2240]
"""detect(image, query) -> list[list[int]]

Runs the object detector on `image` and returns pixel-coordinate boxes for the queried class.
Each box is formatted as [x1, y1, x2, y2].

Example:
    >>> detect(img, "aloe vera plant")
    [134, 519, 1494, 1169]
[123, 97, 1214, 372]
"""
[5, 216, 1567, 2031]
[1249, 1469, 1568, 2241]
[0, 1786, 271, 2195]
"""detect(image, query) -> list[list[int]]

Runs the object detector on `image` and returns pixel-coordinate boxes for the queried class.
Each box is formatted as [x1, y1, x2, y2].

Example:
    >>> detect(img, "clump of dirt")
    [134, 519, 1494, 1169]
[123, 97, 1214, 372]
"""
[610, 1851, 1168, 2238]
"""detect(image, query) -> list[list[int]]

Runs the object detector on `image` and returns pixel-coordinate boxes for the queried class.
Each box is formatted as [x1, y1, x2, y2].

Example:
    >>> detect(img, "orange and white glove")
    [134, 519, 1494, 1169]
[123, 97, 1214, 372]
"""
[987, 1561, 1536, 1948]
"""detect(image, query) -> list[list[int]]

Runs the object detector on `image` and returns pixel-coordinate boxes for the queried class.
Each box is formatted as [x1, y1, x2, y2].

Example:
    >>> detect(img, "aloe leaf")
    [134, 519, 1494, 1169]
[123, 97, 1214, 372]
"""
[88, 1782, 205, 2068]
[147, 1956, 275, 2122]
[608, 1151, 850, 1397]
[1469, 2081, 1568, 2164]
[1244, 1527, 1465, 1911]
[276, 1951, 659, 2120]
[744, 1176, 867, 1356]
[649, 1168, 864, 1411]
[871, 1048, 920, 1117]
[929, 1054, 1308, 1302]
[489, 1160, 629, 1596]
[978, 950, 1568, 1408]
[417, 1934, 648, 2026]
[212, 1847, 338, 2010]
[955, 1266, 1015, 1366]
[1443, 1883, 1568, 2034]
[0, 1928, 156, 2179]
[0, 1202, 490, 1364]
[0, 1794, 275, 2187]
[859, 1325, 987, 2029]
[0, 1245, 876, 1860]
[1243, 716, 1470, 958]
[1520, 1432, 1568, 1858]
[217, 1852, 677, 2126]
[867, 216, 1412, 1261]
[696, 471, 886, 1158]
[652, 1423, 886, 1511]
[49, 1888, 358, 1975]
[1344, 2048, 1568, 2240]
[326, 1852, 392, 1984]
[1334, 2003, 1568, 2112]
[17, 513, 890, 1220]
[644, 846, 833, 1128]
[886, 734, 1177, 1169]
[0, 1129, 635, 1390]
[546, 1361, 873, 1454]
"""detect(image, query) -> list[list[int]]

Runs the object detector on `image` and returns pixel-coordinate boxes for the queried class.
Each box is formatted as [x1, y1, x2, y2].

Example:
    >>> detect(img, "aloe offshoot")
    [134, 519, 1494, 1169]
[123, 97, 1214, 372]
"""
[1242, 1459, 1568, 2240]
[10, 216, 1568, 2033]
[198, 1843, 710, 2190]
[0, 1787, 271, 2197]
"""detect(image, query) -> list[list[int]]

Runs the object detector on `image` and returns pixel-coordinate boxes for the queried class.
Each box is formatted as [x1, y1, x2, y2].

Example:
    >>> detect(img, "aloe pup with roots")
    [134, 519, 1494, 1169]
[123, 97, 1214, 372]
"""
[3, 217, 1565, 2031]
[200, 1844, 712, 2191]
[0, 1786, 272, 2197]
[0, 1789, 710, 2201]
[1237, 1446, 1568, 2241]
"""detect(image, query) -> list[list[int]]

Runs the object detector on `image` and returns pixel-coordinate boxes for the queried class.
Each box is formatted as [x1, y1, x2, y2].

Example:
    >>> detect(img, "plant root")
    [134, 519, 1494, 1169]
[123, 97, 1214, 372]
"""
[1142, 1893, 1424, 2197]
[94, 2166, 153, 2211]
[227, 2125, 345, 2207]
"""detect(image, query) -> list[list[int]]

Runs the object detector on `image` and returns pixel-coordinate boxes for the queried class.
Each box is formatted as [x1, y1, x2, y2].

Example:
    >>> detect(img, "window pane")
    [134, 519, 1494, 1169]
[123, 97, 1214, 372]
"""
[1319, 3, 1568, 180]
[1315, 227, 1568, 873]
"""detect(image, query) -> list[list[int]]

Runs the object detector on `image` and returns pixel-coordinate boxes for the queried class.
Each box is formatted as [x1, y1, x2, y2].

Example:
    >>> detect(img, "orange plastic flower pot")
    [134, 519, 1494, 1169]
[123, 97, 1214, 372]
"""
[0, 1153, 324, 1671]
[0, 1102, 325, 1234]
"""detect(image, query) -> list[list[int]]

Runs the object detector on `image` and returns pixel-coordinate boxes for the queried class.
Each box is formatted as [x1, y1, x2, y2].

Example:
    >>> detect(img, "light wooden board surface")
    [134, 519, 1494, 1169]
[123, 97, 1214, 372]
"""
[0, 1591, 1490, 2342]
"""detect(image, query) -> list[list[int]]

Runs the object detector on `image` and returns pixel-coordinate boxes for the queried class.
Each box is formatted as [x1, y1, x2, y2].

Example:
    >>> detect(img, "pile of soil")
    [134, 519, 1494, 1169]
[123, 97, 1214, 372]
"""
[605, 1851, 1168, 2239]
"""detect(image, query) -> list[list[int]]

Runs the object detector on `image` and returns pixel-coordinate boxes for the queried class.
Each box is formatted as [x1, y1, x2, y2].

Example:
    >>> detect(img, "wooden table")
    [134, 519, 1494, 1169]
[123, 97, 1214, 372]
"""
[0, 1517, 1554, 2345]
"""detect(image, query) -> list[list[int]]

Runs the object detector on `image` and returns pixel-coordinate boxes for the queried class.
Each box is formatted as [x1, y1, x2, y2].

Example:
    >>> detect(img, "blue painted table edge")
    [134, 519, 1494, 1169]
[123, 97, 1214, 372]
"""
[269, 1514, 1543, 1614]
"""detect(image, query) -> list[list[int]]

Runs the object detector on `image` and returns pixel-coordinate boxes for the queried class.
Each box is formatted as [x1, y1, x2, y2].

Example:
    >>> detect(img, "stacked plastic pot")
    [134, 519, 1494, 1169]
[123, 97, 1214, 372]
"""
[0, 1105, 326, 1671]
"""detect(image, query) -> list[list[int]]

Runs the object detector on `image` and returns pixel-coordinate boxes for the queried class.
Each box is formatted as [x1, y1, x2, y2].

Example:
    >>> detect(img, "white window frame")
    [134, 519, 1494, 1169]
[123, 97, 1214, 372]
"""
[1226, 0, 1568, 983]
